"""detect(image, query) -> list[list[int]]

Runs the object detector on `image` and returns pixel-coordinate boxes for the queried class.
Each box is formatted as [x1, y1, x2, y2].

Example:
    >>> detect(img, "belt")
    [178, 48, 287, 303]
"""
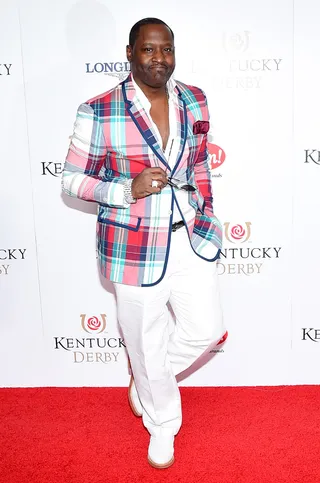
[172, 220, 184, 232]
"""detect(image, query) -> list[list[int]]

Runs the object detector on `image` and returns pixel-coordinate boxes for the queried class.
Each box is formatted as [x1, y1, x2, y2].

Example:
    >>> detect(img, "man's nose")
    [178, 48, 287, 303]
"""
[152, 48, 165, 63]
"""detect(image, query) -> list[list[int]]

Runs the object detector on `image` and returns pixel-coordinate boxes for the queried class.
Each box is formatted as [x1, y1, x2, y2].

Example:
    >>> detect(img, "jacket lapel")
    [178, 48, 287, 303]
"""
[170, 85, 188, 177]
[121, 75, 171, 171]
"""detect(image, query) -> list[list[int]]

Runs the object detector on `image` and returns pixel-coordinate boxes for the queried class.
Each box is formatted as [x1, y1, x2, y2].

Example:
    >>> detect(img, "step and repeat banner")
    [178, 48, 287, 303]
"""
[1, 0, 319, 387]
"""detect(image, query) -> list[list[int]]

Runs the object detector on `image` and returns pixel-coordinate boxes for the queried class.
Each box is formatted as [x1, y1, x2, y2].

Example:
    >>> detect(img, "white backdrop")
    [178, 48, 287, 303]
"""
[1, 0, 319, 387]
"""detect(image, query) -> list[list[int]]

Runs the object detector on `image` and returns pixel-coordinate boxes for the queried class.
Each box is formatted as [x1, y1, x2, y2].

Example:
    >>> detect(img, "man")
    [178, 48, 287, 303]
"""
[62, 18, 227, 469]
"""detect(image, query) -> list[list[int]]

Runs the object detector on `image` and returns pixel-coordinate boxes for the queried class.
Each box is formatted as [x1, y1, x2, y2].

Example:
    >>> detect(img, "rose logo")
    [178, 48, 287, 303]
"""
[230, 224, 245, 240]
[224, 222, 251, 244]
[208, 144, 226, 170]
[80, 314, 107, 334]
[222, 31, 250, 53]
[87, 316, 101, 331]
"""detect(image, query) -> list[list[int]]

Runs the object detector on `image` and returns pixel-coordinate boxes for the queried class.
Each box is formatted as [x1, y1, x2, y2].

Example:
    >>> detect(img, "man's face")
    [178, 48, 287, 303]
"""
[126, 24, 175, 88]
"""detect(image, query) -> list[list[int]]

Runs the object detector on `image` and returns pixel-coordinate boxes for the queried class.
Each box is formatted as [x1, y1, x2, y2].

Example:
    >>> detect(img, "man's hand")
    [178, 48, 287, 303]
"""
[131, 167, 168, 199]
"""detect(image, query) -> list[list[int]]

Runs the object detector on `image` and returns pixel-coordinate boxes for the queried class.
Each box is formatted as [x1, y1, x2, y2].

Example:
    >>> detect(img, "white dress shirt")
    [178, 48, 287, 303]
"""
[131, 76, 190, 223]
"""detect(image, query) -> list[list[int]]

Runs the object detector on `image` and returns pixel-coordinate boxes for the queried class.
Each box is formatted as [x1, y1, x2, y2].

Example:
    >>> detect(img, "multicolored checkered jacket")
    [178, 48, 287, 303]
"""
[62, 74, 222, 286]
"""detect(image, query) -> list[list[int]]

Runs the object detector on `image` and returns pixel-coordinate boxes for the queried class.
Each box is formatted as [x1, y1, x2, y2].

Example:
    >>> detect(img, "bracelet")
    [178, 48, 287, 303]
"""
[123, 178, 137, 204]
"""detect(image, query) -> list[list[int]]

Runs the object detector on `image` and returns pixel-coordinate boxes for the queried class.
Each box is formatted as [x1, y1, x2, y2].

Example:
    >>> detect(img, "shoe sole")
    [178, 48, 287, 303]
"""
[148, 456, 175, 469]
[128, 377, 142, 417]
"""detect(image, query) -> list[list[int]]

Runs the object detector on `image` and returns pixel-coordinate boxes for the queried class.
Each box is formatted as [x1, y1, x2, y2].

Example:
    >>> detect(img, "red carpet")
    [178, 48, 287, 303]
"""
[1, 386, 320, 483]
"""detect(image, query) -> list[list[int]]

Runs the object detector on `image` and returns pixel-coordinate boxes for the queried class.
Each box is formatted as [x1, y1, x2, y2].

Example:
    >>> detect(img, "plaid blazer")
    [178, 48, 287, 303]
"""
[62, 74, 222, 286]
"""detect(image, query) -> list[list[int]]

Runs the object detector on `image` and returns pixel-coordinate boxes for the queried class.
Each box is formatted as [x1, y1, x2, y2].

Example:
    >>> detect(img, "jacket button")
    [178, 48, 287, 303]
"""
[168, 210, 172, 215]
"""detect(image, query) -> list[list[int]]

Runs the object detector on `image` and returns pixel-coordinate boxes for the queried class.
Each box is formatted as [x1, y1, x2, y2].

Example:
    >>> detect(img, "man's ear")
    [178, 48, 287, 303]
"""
[126, 45, 132, 62]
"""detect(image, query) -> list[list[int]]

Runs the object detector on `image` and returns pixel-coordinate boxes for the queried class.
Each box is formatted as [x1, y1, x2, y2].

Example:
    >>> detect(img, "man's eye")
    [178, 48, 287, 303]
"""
[164, 48, 173, 52]
[144, 48, 153, 52]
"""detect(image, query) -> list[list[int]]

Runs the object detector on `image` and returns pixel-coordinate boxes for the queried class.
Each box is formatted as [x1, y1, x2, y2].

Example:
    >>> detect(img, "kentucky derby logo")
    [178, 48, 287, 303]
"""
[223, 31, 250, 53]
[224, 222, 251, 243]
[80, 314, 107, 334]
[208, 144, 226, 170]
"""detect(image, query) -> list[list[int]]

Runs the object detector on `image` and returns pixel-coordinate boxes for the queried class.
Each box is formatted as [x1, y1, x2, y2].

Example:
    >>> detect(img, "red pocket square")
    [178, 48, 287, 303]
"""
[193, 120, 210, 135]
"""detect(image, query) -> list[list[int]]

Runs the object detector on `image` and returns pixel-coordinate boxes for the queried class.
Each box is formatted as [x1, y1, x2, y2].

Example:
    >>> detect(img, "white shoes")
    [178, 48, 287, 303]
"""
[128, 376, 143, 417]
[128, 376, 175, 468]
[148, 435, 175, 469]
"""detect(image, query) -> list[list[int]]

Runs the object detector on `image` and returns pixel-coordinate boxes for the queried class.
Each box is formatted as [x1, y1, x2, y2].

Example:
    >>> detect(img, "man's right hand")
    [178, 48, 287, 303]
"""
[131, 167, 168, 199]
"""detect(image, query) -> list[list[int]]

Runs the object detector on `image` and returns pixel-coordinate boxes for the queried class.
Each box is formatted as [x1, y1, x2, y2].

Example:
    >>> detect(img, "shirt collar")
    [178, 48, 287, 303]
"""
[131, 75, 177, 111]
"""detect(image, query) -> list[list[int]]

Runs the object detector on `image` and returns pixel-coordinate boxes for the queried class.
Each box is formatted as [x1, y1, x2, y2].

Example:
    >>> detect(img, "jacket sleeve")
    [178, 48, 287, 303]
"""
[193, 93, 214, 217]
[61, 103, 129, 208]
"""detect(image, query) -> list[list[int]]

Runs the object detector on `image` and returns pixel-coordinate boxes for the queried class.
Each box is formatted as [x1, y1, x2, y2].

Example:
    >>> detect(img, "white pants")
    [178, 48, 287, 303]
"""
[114, 228, 226, 437]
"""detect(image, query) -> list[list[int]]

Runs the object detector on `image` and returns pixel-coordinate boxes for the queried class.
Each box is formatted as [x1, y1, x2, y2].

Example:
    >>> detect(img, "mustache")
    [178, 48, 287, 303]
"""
[149, 62, 169, 69]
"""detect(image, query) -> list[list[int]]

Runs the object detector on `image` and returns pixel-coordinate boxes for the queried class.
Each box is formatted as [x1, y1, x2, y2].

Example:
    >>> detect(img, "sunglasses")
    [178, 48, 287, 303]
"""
[167, 177, 196, 192]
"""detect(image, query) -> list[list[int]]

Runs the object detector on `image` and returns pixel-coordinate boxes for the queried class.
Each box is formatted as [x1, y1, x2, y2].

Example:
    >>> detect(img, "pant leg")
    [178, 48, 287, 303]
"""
[167, 228, 227, 379]
[114, 279, 182, 437]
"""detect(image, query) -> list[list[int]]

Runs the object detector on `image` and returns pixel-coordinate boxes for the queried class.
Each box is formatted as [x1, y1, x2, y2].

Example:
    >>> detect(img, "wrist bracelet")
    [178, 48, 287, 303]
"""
[124, 178, 137, 204]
